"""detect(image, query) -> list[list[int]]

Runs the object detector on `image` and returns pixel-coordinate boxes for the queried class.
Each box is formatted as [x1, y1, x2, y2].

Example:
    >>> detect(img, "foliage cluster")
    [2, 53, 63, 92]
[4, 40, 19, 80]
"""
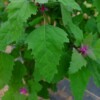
[0, 0, 100, 100]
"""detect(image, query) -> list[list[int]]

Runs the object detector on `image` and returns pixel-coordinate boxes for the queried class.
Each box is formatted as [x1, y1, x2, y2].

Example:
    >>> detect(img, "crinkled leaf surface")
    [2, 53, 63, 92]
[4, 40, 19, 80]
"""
[26, 25, 69, 82]
[8, 0, 37, 22]
[0, 0, 37, 51]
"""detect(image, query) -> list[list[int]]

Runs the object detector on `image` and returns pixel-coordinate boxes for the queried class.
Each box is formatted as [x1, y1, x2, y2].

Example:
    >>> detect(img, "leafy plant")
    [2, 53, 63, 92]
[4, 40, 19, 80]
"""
[0, 0, 100, 100]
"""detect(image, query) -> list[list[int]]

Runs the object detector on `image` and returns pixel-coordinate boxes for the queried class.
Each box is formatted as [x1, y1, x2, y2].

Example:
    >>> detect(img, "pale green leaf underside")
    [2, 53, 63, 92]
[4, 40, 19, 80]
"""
[26, 25, 69, 82]
[69, 49, 87, 74]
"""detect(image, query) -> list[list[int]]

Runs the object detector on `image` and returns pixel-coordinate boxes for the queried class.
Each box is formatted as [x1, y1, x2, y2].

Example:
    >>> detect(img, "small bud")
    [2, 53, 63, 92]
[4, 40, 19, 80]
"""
[83, 13, 88, 19]
[40, 5, 48, 12]
[79, 45, 88, 56]
[20, 88, 28, 95]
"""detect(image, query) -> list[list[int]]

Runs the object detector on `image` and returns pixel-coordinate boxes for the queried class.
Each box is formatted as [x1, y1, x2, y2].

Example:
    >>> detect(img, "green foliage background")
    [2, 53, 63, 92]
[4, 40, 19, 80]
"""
[0, 0, 100, 100]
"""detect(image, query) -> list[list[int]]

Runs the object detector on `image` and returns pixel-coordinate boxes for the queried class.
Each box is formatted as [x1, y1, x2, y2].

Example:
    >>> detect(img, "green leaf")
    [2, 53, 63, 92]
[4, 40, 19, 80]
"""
[93, 39, 100, 63]
[0, 21, 24, 51]
[93, 0, 100, 12]
[61, 4, 83, 45]
[70, 67, 91, 100]
[97, 15, 100, 33]
[29, 16, 43, 26]
[35, 0, 48, 3]
[26, 25, 69, 82]
[69, 23, 83, 45]
[2, 62, 27, 100]
[0, 53, 14, 88]
[28, 80, 42, 100]
[52, 47, 72, 83]
[59, 0, 81, 11]
[2, 89, 27, 100]
[0, 0, 37, 51]
[69, 49, 87, 74]
[73, 14, 83, 25]
[38, 81, 56, 98]
[9, 62, 27, 90]
[87, 58, 100, 86]
[8, 0, 37, 22]
[83, 34, 93, 46]
[61, 4, 72, 26]
[93, 0, 100, 32]
[85, 17, 97, 33]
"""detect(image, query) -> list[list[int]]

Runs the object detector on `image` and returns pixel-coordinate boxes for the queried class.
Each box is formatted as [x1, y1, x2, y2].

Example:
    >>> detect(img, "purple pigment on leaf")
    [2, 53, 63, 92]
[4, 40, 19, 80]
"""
[79, 45, 88, 56]
[20, 88, 28, 95]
